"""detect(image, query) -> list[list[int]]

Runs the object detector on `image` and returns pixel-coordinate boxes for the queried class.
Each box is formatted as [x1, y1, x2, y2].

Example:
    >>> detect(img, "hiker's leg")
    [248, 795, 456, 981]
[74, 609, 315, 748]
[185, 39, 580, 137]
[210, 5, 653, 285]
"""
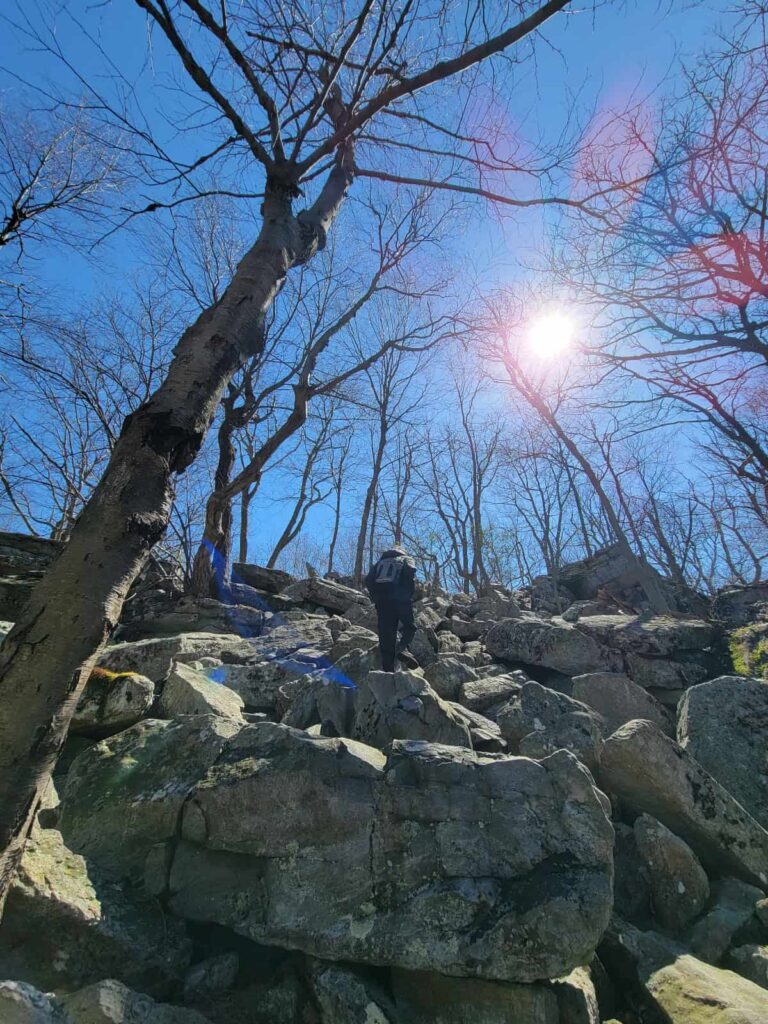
[376, 602, 398, 672]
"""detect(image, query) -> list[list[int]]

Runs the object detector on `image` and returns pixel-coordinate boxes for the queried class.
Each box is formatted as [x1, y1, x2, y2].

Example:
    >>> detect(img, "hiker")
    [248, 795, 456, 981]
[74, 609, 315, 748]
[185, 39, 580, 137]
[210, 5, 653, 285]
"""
[365, 546, 418, 672]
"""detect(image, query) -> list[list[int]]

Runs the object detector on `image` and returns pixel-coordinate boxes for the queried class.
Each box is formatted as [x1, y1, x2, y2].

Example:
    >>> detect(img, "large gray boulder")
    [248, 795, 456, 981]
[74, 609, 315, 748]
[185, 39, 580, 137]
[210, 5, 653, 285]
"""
[571, 615, 717, 658]
[70, 670, 155, 739]
[158, 662, 245, 723]
[353, 670, 472, 749]
[423, 657, 478, 701]
[600, 720, 768, 888]
[678, 676, 768, 830]
[0, 982, 68, 1024]
[486, 618, 621, 675]
[518, 711, 604, 773]
[165, 723, 614, 983]
[232, 562, 294, 594]
[281, 576, 369, 614]
[459, 671, 528, 716]
[60, 979, 212, 1023]
[98, 634, 255, 682]
[0, 829, 190, 996]
[572, 672, 674, 737]
[496, 681, 603, 751]
[59, 716, 241, 881]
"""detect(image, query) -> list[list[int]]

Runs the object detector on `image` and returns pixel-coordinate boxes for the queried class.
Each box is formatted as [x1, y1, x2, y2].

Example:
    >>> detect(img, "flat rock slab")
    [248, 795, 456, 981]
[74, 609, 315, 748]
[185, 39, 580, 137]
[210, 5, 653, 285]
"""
[486, 618, 621, 675]
[570, 615, 716, 657]
[98, 633, 256, 683]
[600, 719, 768, 888]
[167, 723, 614, 983]
[678, 675, 768, 830]
[158, 662, 244, 722]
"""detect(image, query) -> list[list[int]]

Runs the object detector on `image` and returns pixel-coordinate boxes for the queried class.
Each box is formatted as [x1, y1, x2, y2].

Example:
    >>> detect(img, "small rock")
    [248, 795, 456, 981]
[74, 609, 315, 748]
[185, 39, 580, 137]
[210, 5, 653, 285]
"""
[183, 953, 239, 1002]
[728, 945, 768, 991]
[71, 669, 154, 739]
[60, 978, 212, 1023]
[689, 878, 764, 964]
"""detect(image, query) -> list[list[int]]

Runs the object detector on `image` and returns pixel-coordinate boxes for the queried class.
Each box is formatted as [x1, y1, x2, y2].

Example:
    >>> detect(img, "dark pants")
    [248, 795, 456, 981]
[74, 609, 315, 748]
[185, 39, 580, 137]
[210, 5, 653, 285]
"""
[375, 600, 416, 672]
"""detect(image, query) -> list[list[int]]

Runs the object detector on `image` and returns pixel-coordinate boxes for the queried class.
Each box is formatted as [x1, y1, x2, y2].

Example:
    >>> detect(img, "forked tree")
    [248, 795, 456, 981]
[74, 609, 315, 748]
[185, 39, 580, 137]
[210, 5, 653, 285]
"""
[0, 0, 581, 908]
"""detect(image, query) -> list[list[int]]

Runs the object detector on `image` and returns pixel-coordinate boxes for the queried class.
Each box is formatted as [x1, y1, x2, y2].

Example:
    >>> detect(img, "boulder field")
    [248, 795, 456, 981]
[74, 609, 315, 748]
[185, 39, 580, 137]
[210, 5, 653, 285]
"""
[2, 539, 768, 1022]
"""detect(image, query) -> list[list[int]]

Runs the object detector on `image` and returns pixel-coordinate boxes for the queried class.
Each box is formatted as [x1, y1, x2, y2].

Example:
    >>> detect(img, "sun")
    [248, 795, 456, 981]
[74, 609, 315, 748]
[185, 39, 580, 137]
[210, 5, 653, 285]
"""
[528, 312, 575, 357]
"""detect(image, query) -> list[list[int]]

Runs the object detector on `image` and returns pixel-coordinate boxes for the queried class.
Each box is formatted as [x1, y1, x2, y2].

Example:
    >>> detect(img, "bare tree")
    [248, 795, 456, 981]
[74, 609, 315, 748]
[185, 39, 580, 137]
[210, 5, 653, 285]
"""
[0, 0, 591, 908]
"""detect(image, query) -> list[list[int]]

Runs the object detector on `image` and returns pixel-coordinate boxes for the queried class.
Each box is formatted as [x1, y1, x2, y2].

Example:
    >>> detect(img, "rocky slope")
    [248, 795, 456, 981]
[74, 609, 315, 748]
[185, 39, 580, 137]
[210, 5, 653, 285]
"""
[1, 535, 768, 1023]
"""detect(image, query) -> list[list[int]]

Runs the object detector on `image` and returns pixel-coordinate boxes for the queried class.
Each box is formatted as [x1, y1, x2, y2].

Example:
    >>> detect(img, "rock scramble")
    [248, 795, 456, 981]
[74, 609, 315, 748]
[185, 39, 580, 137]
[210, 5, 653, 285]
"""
[2, 534, 768, 1022]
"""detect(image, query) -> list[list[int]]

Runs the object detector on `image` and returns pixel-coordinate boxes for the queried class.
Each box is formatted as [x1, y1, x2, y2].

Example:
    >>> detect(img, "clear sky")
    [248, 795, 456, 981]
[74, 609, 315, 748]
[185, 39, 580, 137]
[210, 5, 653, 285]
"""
[0, 0, 740, 561]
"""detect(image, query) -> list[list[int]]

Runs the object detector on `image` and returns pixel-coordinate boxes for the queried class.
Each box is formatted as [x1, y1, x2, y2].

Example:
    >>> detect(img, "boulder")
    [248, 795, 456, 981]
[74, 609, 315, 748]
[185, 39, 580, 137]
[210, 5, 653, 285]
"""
[496, 681, 602, 750]
[166, 724, 614, 983]
[60, 979, 211, 1023]
[280, 577, 369, 614]
[678, 676, 768, 830]
[0, 981, 67, 1024]
[573, 614, 716, 658]
[459, 672, 528, 716]
[645, 953, 768, 1022]
[633, 814, 709, 933]
[183, 954, 239, 1003]
[123, 596, 265, 640]
[600, 720, 768, 888]
[466, 592, 522, 621]
[613, 824, 651, 923]
[728, 945, 768, 991]
[519, 712, 604, 773]
[59, 716, 241, 881]
[714, 583, 768, 628]
[328, 626, 379, 662]
[70, 670, 154, 739]
[423, 657, 478, 701]
[549, 967, 600, 1024]
[448, 617, 494, 641]
[232, 562, 294, 594]
[624, 652, 711, 690]
[353, 670, 472, 749]
[0, 529, 59, 574]
[486, 618, 621, 675]
[306, 959, 398, 1024]
[158, 662, 245, 723]
[689, 878, 764, 964]
[390, 969, 558, 1024]
[445, 702, 506, 753]
[572, 672, 674, 737]
[0, 829, 190, 996]
[98, 634, 256, 683]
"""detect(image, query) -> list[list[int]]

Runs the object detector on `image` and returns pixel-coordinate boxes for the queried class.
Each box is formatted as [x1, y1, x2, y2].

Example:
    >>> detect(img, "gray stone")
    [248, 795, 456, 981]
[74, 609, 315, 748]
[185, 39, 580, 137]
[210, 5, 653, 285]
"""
[645, 953, 768, 1023]
[59, 716, 241, 881]
[98, 634, 255, 683]
[714, 583, 768, 628]
[572, 615, 717, 658]
[448, 617, 494, 641]
[459, 672, 528, 716]
[633, 814, 709, 933]
[519, 712, 604, 773]
[0, 982, 67, 1024]
[613, 823, 651, 923]
[281, 577, 369, 614]
[353, 670, 472, 749]
[183, 954, 239, 1003]
[71, 670, 155, 739]
[159, 662, 244, 722]
[600, 720, 768, 889]
[486, 618, 621, 675]
[130, 596, 265, 639]
[678, 675, 768, 830]
[625, 652, 710, 690]
[167, 724, 614, 983]
[307, 960, 397, 1024]
[232, 562, 294, 593]
[329, 626, 379, 663]
[391, 969, 558, 1023]
[60, 979, 211, 1023]
[690, 878, 764, 964]
[423, 657, 478, 700]
[728, 945, 768, 990]
[549, 967, 600, 1024]
[446, 702, 506, 752]
[496, 681, 602, 750]
[0, 828, 190, 996]
[572, 672, 674, 737]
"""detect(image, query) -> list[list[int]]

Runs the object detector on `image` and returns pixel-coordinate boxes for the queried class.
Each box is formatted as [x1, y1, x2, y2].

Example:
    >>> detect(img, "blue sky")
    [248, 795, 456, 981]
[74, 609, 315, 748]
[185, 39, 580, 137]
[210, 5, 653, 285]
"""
[0, 0, 739, 561]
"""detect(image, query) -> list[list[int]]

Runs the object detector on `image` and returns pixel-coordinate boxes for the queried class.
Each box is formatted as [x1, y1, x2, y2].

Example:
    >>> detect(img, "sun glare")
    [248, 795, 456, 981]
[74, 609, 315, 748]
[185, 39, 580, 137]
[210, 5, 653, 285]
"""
[528, 312, 575, 358]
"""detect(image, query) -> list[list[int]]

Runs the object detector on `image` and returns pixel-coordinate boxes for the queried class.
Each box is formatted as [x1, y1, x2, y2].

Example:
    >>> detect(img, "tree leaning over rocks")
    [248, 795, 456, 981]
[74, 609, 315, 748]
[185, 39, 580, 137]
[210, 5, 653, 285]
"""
[0, 0, 582, 911]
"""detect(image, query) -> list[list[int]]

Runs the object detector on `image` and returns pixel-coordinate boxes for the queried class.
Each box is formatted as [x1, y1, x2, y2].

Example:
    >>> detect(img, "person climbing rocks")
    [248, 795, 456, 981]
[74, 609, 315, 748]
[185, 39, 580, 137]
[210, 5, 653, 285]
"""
[365, 546, 419, 672]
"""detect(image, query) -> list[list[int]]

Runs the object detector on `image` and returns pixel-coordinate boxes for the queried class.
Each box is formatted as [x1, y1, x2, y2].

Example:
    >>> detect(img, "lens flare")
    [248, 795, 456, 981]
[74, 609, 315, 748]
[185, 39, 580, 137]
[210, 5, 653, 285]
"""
[528, 312, 575, 357]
